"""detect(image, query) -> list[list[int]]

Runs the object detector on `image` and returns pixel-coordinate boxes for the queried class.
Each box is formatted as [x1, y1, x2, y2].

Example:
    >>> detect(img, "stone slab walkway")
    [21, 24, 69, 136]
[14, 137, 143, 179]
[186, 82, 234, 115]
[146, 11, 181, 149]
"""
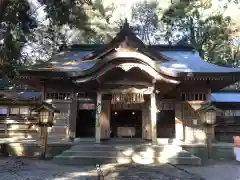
[102, 164, 201, 180]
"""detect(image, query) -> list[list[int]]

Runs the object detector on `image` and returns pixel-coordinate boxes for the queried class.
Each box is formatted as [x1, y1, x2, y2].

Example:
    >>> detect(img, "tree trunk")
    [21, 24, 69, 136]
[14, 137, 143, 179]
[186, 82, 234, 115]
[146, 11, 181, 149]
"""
[0, 0, 9, 24]
[189, 17, 196, 47]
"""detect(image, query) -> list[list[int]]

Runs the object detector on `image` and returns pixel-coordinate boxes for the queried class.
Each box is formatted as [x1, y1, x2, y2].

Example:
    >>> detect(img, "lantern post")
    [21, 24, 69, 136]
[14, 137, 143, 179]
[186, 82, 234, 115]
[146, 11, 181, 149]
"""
[31, 103, 59, 159]
[203, 110, 216, 159]
[198, 104, 221, 159]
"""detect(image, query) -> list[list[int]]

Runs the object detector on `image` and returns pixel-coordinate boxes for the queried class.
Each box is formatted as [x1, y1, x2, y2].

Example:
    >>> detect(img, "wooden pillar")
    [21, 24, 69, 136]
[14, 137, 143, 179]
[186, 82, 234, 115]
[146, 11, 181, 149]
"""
[68, 90, 77, 139]
[150, 90, 157, 144]
[181, 102, 186, 141]
[96, 92, 102, 143]
[41, 82, 45, 102]
[101, 100, 110, 140]
[40, 82, 45, 139]
[41, 126, 48, 158]
[40, 82, 47, 158]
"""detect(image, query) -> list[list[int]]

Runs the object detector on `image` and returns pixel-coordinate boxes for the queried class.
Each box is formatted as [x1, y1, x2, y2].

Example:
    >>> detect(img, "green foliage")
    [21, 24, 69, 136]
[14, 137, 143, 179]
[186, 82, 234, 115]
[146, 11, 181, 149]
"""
[161, 0, 240, 66]
[41, 0, 89, 28]
[0, 0, 37, 77]
[131, 1, 160, 45]
[0, 0, 113, 74]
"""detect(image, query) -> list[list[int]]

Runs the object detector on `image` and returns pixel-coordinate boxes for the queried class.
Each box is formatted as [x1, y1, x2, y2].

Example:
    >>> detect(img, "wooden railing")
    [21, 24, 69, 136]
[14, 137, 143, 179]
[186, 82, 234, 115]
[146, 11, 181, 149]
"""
[215, 116, 240, 142]
[215, 116, 240, 133]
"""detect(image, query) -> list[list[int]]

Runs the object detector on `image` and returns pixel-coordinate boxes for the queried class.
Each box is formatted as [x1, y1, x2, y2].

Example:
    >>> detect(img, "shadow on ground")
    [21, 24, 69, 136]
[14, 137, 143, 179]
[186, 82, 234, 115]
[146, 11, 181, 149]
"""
[0, 157, 205, 180]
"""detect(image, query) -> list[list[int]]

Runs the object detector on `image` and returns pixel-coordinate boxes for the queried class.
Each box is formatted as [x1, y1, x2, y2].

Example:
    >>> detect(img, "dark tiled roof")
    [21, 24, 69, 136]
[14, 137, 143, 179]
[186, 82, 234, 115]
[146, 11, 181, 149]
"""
[17, 20, 240, 78]
[0, 91, 41, 100]
[0, 79, 39, 100]
[62, 44, 195, 52]
[24, 50, 240, 74]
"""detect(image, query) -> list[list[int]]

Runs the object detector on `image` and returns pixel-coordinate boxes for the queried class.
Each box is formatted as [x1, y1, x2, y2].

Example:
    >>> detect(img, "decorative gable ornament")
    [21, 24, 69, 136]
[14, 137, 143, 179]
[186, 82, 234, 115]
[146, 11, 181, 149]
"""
[115, 37, 138, 52]
[117, 64, 136, 72]
[115, 46, 138, 52]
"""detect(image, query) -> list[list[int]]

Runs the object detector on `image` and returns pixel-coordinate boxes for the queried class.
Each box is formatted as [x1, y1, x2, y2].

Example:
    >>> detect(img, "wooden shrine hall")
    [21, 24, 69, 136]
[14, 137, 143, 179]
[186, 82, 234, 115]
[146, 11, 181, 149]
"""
[17, 20, 240, 144]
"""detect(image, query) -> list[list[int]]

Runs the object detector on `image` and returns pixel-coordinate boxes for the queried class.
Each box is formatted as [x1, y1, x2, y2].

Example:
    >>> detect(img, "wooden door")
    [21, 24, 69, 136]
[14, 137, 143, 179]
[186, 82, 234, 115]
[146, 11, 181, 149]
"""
[157, 110, 175, 138]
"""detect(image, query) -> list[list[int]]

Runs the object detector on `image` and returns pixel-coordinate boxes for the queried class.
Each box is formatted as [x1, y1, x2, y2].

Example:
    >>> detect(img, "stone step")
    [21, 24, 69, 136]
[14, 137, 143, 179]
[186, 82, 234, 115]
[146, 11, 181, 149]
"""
[107, 138, 147, 144]
[61, 150, 124, 157]
[60, 149, 192, 158]
[158, 156, 201, 165]
[73, 138, 95, 143]
[70, 144, 183, 152]
[53, 155, 201, 166]
[53, 155, 131, 165]
[53, 144, 201, 166]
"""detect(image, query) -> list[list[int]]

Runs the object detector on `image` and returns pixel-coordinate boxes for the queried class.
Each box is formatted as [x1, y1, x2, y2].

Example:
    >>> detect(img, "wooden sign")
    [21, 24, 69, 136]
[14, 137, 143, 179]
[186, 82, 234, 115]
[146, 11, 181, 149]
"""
[111, 93, 144, 104]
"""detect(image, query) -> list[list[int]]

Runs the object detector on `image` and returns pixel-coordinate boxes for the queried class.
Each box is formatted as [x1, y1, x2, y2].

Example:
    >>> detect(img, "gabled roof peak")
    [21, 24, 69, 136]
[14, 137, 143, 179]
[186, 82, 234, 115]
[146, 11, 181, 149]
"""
[117, 18, 135, 37]
[120, 18, 130, 29]
[124, 18, 129, 27]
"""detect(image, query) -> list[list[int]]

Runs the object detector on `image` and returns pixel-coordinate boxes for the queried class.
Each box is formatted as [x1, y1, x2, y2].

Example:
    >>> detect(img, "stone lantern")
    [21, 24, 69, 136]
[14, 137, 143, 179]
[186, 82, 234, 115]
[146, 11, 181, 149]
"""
[31, 102, 59, 159]
[202, 109, 217, 126]
[198, 103, 222, 159]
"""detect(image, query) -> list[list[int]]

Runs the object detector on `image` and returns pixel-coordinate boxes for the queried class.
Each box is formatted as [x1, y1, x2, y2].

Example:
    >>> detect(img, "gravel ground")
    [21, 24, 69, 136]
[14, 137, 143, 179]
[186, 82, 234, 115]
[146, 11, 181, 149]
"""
[180, 160, 240, 180]
[0, 157, 202, 180]
[103, 164, 202, 180]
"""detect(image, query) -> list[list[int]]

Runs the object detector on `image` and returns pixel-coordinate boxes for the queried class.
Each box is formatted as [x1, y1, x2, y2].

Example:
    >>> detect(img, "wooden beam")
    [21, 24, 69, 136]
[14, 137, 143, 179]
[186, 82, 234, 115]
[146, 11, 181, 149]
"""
[103, 80, 152, 87]
[74, 62, 180, 84]
[100, 86, 154, 95]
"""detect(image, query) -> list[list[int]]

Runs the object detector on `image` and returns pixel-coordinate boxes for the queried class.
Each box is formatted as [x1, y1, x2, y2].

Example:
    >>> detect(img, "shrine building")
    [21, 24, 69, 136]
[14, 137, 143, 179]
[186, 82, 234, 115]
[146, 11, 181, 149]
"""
[17, 21, 240, 144]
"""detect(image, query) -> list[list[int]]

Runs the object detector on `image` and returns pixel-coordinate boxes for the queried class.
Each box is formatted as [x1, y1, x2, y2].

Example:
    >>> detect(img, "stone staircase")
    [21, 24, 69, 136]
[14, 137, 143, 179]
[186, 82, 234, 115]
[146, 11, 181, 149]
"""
[53, 140, 201, 166]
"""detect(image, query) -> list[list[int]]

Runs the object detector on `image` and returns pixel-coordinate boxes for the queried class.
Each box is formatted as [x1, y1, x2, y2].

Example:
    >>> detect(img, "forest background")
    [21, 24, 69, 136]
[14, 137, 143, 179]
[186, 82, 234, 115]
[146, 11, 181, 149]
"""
[0, 0, 240, 86]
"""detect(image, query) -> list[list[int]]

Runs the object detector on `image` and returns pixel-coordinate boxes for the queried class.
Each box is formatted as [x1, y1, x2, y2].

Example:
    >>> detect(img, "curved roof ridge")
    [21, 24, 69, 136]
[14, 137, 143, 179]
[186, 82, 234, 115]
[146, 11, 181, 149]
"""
[160, 51, 240, 73]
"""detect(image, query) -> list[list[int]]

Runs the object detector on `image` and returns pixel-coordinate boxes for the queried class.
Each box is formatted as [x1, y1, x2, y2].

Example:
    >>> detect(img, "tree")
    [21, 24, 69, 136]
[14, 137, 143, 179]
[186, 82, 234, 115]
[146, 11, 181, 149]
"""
[22, 0, 118, 65]
[131, 0, 161, 45]
[0, 0, 38, 79]
[0, 0, 114, 73]
[161, 0, 239, 65]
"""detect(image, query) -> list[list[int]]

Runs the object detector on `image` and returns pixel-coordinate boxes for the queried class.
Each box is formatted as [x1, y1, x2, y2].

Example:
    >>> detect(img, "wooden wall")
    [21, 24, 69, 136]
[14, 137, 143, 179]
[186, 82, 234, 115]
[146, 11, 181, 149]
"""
[215, 110, 240, 142]
[180, 101, 206, 143]
[0, 104, 39, 139]
[48, 101, 70, 138]
[156, 100, 207, 143]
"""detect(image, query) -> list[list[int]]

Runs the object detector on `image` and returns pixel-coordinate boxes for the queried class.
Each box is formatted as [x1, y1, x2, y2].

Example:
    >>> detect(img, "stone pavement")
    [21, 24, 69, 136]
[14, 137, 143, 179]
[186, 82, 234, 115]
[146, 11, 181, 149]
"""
[0, 157, 202, 180]
[102, 164, 201, 180]
[4, 157, 240, 180]
[180, 160, 240, 180]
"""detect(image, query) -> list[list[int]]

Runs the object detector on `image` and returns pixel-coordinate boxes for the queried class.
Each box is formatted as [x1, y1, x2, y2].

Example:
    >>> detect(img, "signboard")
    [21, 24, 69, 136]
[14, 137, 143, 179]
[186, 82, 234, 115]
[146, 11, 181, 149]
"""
[111, 93, 144, 104]
[78, 103, 95, 110]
